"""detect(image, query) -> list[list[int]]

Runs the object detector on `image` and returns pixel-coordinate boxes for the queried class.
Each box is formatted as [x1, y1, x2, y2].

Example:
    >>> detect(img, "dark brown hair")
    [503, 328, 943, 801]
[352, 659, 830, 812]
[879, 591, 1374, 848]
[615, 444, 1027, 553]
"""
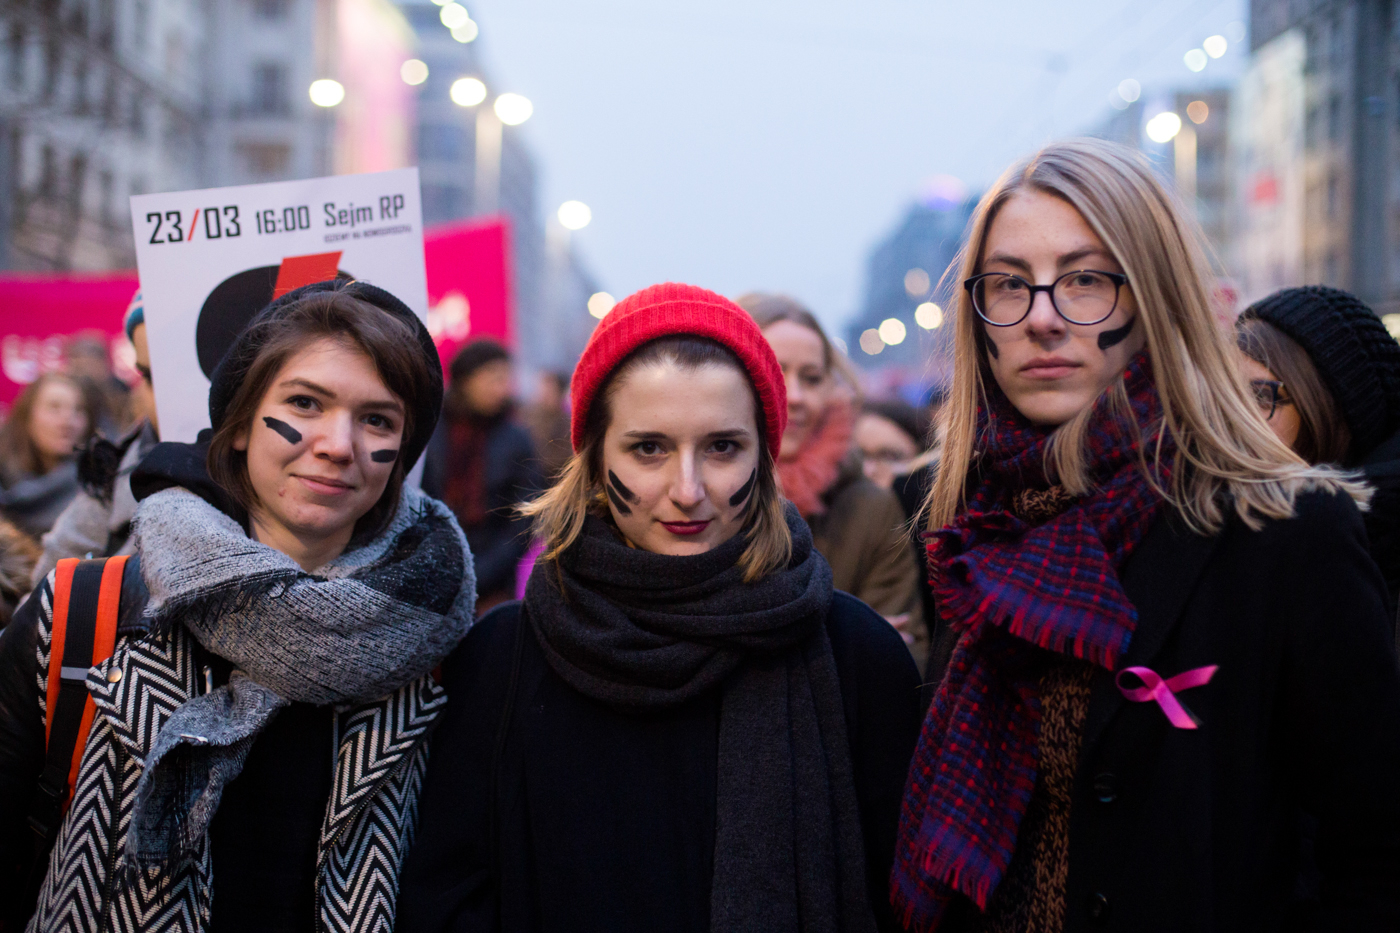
[0, 373, 100, 481]
[207, 291, 438, 541]
[521, 335, 791, 582]
[1236, 317, 1353, 465]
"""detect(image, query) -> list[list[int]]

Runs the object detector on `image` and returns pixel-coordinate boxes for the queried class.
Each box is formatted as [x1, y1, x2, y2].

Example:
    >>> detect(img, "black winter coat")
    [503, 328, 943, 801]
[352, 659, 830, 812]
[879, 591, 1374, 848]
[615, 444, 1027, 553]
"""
[422, 415, 542, 603]
[396, 592, 923, 933]
[1044, 491, 1400, 932]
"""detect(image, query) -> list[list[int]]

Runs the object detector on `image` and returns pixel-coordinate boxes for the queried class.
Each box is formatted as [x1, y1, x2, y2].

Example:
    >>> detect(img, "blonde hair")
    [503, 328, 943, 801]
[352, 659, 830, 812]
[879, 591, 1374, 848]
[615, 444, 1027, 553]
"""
[928, 138, 1365, 534]
[521, 335, 792, 583]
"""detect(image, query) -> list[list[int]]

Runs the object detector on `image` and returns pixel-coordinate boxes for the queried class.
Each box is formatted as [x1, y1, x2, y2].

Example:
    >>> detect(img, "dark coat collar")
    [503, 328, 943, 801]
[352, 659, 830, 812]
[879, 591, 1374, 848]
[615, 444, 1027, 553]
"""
[1081, 507, 1223, 755]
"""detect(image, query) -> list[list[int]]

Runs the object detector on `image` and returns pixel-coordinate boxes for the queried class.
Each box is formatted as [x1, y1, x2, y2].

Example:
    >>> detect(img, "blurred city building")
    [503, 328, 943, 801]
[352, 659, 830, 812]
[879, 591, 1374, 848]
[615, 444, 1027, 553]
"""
[1239, 0, 1397, 314]
[1090, 89, 1234, 269]
[0, 0, 601, 372]
[845, 175, 972, 391]
[0, 0, 207, 269]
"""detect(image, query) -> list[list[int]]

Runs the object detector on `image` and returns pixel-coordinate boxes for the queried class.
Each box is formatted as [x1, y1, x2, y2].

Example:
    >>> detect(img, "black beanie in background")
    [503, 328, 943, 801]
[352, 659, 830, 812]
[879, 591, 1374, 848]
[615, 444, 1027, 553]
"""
[1240, 285, 1400, 462]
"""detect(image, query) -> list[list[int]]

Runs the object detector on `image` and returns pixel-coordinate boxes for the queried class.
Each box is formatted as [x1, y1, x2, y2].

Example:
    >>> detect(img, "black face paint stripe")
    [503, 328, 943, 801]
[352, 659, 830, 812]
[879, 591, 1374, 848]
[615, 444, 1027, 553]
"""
[983, 331, 1000, 358]
[729, 468, 757, 507]
[1097, 315, 1137, 351]
[263, 417, 302, 444]
[608, 470, 640, 504]
[605, 482, 632, 515]
[370, 449, 399, 463]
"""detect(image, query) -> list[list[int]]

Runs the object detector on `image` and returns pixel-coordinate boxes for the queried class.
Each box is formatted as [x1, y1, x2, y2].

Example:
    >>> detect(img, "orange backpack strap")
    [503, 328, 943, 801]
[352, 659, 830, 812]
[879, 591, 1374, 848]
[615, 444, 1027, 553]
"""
[29, 556, 128, 842]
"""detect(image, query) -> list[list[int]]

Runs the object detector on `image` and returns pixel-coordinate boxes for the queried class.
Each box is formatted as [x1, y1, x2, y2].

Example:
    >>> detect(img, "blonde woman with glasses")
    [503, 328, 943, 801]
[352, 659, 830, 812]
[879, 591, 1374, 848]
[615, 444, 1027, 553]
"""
[891, 138, 1400, 932]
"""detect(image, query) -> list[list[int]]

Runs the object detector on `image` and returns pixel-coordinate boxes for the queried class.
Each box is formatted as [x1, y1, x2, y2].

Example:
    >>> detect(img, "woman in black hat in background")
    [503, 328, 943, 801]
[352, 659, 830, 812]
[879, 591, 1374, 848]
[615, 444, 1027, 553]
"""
[0, 279, 475, 933]
[1236, 286, 1400, 613]
[423, 339, 542, 609]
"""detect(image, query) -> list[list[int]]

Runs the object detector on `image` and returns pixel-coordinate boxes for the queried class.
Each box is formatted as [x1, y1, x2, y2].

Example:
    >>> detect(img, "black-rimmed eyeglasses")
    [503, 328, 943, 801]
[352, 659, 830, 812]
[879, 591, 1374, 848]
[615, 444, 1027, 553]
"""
[963, 270, 1129, 327]
[1249, 379, 1293, 419]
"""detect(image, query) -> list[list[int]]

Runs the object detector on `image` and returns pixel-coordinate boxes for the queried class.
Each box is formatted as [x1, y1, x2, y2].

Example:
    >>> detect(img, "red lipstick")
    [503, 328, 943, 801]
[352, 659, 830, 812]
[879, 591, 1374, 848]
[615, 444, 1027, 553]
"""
[660, 520, 711, 536]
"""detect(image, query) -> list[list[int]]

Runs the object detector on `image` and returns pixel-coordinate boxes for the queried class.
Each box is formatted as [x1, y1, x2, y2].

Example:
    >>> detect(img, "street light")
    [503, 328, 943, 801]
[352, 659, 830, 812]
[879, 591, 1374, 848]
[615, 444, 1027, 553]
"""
[401, 59, 428, 86]
[450, 77, 487, 107]
[588, 292, 616, 319]
[1183, 48, 1207, 72]
[440, 3, 470, 28]
[878, 318, 907, 346]
[452, 20, 478, 42]
[859, 329, 885, 355]
[915, 302, 943, 330]
[1145, 111, 1182, 143]
[494, 93, 533, 126]
[1203, 35, 1228, 58]
[904, 268, 930, 297]
[558, 201, 592, 230]
[309, 79, 344, 107]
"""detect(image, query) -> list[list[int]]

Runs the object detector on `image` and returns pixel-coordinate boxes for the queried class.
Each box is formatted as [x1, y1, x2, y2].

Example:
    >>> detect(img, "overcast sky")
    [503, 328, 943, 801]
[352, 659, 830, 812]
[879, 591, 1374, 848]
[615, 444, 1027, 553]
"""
[463, 0, 1248, 331]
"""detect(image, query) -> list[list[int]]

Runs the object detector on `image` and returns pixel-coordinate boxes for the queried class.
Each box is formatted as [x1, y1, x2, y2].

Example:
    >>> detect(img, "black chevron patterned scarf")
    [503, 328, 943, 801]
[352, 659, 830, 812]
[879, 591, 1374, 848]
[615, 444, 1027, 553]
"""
[124, 483, 476, 868]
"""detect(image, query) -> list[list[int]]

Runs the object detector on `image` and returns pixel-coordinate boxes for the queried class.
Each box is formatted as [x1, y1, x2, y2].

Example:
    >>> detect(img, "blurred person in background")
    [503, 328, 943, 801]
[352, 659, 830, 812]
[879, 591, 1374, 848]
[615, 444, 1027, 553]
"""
[741, 293, 928, 672]
[856, 397, 929, 490]
[0, 518, 39, 628]
[1236, 286, 1400, 617]
[0, 373, 99, 540]
[64, 332, 128, 436]
[32, 292, 161, 583]
[424, 338, 542, 609]
[524, 369, 572, 480]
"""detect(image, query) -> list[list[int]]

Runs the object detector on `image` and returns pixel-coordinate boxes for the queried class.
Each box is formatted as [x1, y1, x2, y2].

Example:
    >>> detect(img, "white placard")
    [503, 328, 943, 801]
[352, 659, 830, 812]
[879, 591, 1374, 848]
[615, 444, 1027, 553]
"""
[130, 168, 427, 444]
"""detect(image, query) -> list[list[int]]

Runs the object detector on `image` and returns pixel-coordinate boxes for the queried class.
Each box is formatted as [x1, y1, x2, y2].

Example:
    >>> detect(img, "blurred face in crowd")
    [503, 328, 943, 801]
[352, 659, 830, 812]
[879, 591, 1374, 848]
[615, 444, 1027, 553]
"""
[28, 376, 89, 472]
[979, 189, 1145, 426]
[600, 360, 761, 557]
[234, 337, 405, 570]
[460, 359, 513, 418]
[66, 339, 110, 383]
[1237, 352, 1302, 449]
[762, 319, 835, 459]
[130, 323, 159, 434]
[855, 412, 919, 490]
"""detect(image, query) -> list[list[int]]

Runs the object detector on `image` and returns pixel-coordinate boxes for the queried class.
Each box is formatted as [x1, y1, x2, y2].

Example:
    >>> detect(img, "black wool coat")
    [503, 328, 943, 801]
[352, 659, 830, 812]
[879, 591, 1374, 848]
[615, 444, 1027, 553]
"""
[396, 592, 923, 933]
[1043, 490, 1400, 932]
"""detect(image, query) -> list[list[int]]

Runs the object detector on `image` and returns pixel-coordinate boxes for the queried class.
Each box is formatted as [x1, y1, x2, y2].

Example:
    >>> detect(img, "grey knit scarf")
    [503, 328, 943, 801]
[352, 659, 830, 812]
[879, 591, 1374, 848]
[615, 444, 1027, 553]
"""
[525, 503, 876, 933]
[125, 485, 476, 866]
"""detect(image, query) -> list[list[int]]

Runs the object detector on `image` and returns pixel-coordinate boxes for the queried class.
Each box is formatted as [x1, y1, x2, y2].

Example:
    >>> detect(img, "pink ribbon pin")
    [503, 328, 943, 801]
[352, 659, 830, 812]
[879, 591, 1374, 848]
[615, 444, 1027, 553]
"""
[1115, 665, 1218, 729]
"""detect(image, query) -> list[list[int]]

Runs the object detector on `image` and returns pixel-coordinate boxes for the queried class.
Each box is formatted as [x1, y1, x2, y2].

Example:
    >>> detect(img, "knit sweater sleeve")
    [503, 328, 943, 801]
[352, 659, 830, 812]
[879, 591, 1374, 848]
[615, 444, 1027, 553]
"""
[0, 571, 54, 927]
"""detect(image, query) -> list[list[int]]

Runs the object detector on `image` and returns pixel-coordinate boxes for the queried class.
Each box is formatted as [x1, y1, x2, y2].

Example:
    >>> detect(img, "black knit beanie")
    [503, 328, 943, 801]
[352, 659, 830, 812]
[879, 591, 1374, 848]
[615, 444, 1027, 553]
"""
[206, 279, 444, 472]
[1240, 285, 1400, 461]
[449, 338, 511, 383]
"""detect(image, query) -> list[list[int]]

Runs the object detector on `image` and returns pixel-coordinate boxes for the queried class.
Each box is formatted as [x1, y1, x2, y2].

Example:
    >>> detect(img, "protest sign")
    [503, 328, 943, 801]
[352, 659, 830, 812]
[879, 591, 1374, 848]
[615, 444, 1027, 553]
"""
[130, 168, 427, 444]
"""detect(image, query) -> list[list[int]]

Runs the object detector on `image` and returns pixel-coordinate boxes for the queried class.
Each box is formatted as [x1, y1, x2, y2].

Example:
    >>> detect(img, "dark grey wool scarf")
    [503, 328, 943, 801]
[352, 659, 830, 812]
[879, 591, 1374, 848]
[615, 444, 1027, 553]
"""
[126, 485, 476, 867]
[524, 502, 877, 933]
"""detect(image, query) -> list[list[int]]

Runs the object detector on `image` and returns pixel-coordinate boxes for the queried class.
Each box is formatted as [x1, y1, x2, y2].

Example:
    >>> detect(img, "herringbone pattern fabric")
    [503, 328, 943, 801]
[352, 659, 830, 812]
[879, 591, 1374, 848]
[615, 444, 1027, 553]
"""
[25, 591, 445, 933]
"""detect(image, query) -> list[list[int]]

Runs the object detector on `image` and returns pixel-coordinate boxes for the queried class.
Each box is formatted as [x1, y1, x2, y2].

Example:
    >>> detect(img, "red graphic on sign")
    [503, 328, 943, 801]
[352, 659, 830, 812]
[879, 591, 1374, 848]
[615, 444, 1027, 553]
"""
[272, 252, 344, 299]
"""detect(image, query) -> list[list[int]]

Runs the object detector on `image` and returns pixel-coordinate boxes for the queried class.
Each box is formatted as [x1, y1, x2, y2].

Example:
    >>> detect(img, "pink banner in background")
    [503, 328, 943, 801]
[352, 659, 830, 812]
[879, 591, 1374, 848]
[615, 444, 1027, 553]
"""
[0, 273, 140, 409]
[424, 216, 512, 365]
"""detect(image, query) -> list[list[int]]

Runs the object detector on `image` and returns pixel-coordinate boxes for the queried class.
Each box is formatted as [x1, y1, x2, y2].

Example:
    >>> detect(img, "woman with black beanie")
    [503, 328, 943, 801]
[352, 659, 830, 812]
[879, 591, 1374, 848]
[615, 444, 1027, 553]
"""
[397, 282, 922, 933]
[1236, 285, 1400, 612]
[0, 279, 476, 933]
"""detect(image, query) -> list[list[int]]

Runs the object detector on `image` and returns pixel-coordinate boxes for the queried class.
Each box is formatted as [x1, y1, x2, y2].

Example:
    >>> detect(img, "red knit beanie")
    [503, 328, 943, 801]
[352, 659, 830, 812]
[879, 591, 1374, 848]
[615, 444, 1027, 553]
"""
[570, 282, 787, 457]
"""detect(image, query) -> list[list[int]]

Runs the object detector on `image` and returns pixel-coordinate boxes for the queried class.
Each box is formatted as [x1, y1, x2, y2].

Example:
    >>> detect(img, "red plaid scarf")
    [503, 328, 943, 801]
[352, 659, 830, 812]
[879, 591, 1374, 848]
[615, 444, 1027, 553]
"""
[891, 352, 1170, 930]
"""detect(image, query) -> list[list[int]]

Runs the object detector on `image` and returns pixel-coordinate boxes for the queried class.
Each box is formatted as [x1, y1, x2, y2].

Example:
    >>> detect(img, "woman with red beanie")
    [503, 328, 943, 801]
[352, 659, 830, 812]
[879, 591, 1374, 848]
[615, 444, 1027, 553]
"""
[397, 283, 922, 933]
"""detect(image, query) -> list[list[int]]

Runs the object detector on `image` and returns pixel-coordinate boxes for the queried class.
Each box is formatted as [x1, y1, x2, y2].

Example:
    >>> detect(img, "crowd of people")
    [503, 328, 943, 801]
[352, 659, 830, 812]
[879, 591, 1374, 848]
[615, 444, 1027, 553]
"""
[0, 136, 1398, 933]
